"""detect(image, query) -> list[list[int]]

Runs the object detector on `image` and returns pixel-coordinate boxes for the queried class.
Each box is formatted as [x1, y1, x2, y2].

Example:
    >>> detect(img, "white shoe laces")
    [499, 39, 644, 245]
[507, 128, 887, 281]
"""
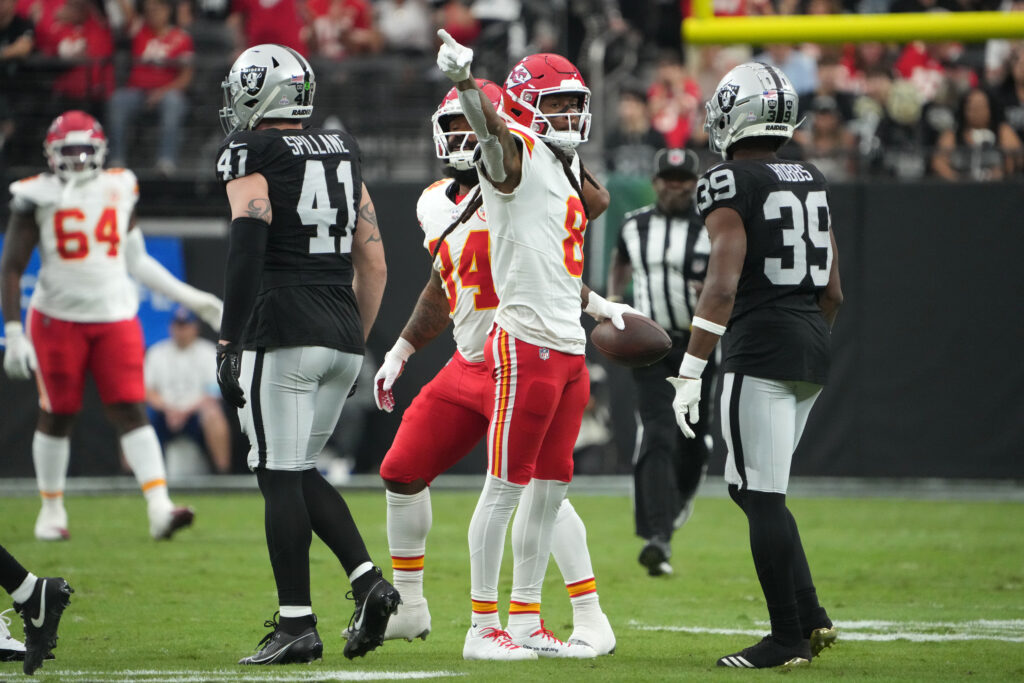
[0, 608, 20, 642]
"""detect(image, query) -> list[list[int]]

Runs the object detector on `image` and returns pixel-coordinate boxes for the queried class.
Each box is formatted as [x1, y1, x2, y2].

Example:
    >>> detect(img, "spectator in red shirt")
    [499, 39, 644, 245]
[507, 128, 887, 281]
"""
[38, 0, 113, 116]
[647, 53, 703, 149]
[306, 0, 379, 58]
[227, 0, 306, 56]
[106, 0, 194, 173]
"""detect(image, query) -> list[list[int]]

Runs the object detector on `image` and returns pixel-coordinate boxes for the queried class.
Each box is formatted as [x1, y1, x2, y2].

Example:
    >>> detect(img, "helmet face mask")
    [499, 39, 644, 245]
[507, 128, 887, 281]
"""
[220, 44, 316, 135]
[45, 111, 107, 182]
[431, 79, 504, 171]
[705, 62, 800, 159]
[502, 54, 591, 150]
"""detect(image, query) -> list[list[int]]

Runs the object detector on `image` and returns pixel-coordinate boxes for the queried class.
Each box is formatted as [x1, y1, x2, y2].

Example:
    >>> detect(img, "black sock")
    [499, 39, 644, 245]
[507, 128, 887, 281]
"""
[301, 469, 372, 576]
[744, 491, 802, 646]
[278, 614, 316, 635]
[256, 468, 312, 608]
[785, 509, 831, 637]
[0, 544, 29, 596]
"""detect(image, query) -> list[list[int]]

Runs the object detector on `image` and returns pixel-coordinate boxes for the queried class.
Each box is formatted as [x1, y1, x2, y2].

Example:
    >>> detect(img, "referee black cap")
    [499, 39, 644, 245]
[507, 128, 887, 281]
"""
[654, 148, 700, 180]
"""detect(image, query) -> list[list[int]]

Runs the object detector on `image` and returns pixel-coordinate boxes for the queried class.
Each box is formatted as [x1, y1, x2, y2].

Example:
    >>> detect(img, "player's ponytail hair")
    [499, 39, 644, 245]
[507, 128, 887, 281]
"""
[430, 186, 484, 261]
[549, 144, 590, 221]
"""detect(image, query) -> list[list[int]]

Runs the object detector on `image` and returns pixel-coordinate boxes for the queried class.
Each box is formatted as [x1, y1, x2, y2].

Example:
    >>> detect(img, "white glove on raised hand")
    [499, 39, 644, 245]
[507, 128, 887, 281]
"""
[3, 321, 38, 380]
[584, 292, 641, 330]
[437, 29, 473, 82]
[667, 376, 702, 439]
[374, 338, 415, 412]
[189, 292, 223, 333]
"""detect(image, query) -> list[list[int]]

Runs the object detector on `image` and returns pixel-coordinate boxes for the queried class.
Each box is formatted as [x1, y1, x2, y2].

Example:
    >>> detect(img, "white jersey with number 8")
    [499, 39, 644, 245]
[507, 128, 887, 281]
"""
[477, 123, 586, 355]
[9, 169, 140, 322]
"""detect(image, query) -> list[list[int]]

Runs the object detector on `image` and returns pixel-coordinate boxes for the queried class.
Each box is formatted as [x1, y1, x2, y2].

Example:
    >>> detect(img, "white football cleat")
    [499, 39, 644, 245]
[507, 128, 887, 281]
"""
[0, 609, 27, 661]
[149, 504, 195, 540]
[568, 611, 616, 655]
[510, 621, 597, 659]
[384, 597, 431, 641]
[463, 626, 538, 660]
[34, 504, 69, 541]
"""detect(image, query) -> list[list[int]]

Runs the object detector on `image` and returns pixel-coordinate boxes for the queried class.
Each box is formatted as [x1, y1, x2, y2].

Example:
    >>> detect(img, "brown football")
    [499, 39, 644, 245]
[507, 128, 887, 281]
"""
[590, 313, 672, 368]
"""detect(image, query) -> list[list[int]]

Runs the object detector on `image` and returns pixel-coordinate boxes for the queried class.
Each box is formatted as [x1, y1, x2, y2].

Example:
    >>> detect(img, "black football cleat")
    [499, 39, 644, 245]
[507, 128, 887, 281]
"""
[717, 635, 812, 669]
[809, 626, 838, 656]
[342, 568, 401, 660]
[638, 537, 673, 577]
[14, 577, 73, 675]
[238, 612, 323, 665]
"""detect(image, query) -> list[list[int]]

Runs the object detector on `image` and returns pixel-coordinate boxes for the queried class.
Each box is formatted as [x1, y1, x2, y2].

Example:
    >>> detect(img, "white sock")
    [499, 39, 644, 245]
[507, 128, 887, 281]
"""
[507, 478, 568, 639]
[552, 498, 602, 618]
[33, 432, 70, 507]
[468, 475, 523, 633]
[121, 425, 172, 511]
[279, 605, 313, 618]
[386, 488, 431, 601]
[10, 573, 38, 604]
[348, 561, 374, 584]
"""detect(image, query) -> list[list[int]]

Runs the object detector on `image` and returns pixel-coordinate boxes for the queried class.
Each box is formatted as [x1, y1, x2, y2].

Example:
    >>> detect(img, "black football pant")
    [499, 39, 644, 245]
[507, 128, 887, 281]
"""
[0, 544, 30, 595]
[632, 334, 715, 543]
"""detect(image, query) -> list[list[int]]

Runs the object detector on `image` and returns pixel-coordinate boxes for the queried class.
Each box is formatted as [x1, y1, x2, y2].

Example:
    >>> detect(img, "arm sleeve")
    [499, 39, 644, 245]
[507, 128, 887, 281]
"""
[124, 229, 210, 308]
[220, 217, 268, 344]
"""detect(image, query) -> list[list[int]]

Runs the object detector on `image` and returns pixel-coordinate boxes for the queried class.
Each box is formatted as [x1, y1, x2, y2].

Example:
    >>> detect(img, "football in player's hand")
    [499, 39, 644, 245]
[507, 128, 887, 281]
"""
[591, 313, 672, 368]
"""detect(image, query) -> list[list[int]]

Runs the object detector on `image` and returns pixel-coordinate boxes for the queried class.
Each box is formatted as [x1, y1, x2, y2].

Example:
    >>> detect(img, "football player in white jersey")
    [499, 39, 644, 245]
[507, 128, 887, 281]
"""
[367, 81, 615, 659]
[1, 111, 223, 541]
[437, 32, 634, 658]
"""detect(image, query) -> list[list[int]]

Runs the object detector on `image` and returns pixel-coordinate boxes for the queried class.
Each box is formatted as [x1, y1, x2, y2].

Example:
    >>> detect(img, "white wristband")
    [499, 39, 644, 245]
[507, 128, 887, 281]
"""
[678, 353, 707, 378]
[390, 337, 416, 362]
[692, 316, 727, 336]
[4, 321, 24, 337]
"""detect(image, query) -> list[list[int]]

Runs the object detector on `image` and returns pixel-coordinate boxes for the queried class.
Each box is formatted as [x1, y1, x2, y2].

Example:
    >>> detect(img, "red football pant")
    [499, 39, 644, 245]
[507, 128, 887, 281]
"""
[485, 327, 588, 485]
[27, 308, 146, 415]
[380, 351, 492, 485]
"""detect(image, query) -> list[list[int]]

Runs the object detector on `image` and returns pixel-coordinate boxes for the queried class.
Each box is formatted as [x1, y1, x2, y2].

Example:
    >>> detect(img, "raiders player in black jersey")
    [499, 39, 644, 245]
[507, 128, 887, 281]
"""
[215, 44, 399, 664]
[670, 63, 844, 669]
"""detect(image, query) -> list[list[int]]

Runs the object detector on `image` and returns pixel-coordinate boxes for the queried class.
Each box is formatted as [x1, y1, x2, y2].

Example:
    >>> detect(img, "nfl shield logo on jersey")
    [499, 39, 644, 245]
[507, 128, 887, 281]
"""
[241, 66, 267, 96]
[717, 84, 740, 113]
[539, 348, 550, 360]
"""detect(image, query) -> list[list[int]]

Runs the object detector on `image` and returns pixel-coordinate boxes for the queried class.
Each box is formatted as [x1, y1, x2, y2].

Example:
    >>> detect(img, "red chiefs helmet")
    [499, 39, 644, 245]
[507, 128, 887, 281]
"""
[432, 79, 505, 171]
[502, 54, 591, 150]
[45, 111, 107, 182]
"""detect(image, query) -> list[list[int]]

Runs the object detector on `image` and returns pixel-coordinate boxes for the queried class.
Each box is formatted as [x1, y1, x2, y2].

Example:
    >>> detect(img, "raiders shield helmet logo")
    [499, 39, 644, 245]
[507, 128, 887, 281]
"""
[717, 83, 740, 113]
[240, 66, 267, 96]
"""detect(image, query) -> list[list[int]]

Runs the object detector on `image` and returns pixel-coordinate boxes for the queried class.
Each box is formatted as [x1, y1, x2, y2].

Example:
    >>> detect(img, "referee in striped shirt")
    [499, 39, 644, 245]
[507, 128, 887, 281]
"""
[607, 148, 716, 577]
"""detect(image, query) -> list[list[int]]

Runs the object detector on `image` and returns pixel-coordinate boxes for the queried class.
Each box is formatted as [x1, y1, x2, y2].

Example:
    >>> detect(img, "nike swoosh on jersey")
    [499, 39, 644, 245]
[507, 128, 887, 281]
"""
[228, 141, 247, 148]
[31, 580, 46, 628]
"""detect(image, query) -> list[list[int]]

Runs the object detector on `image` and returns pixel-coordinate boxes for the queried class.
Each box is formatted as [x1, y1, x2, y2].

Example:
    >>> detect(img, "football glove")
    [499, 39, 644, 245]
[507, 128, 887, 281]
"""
[584, 292, 641, 331]
[216, 342, 245, 409]
[667, 376, 701, 439]
[374, 337, 415, 412]
[437, 29, 473, 82]
[2, 321, 37, 380]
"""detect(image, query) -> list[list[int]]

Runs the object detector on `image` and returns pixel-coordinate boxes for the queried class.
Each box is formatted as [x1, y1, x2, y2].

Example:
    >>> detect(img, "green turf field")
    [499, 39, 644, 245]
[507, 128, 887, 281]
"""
[1, 490, 1022, 681]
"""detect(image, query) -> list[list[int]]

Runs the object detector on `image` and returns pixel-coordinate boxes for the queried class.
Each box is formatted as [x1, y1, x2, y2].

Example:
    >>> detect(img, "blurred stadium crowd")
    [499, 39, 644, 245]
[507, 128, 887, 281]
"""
[1, 0, 1023, 183]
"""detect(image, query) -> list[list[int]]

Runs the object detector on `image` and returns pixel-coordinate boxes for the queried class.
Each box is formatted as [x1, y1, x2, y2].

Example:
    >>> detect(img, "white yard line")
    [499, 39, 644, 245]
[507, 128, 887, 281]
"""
[629, 619, 1024, 643]
[44, 670, 463, 682]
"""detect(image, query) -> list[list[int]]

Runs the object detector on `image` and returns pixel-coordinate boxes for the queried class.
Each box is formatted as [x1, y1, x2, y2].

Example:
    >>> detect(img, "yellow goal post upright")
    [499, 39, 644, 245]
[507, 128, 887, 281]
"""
[684, 0, 1024, 44]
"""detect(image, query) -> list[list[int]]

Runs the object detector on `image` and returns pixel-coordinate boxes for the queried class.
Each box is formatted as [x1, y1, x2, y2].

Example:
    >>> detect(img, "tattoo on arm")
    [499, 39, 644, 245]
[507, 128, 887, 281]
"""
[400, 280, 450, 348]
[246, 198, 271, 221]
[359, 201, 381, 243]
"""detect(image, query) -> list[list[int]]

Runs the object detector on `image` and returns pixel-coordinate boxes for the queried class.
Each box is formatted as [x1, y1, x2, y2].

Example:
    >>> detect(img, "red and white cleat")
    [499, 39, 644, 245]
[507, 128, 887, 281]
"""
[511, 621, 597, 659]
[463, 626, 538, 660]
[150, 505, 195, 540]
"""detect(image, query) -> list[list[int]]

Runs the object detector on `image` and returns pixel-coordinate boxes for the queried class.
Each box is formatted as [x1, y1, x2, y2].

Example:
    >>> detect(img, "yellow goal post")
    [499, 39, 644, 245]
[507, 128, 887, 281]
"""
[684, 0, 1024, 44]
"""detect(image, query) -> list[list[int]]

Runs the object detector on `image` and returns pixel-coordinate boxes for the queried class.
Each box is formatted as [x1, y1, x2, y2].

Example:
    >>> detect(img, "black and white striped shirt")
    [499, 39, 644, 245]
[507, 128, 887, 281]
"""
[617, 205, 710, 333]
